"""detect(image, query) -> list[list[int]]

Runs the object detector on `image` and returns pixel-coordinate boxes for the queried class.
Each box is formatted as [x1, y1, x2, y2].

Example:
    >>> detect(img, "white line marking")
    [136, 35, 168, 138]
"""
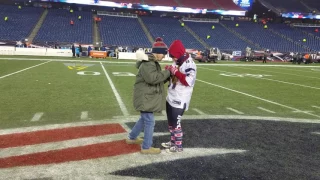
[100, 62, 129, 116]
[161, 110, 167, 116]
[257, 107, 275, 113]
[2, 115, 320, 135]
[192, 108, 207, 115]
[236, 66, 320, 80]
[260, 77, 320, 90]
[30, 112, 44, 122]
[0, 133, 127, 158]
[312, 105, 320, 109]
[199, 67, 320, 90]
[2, 58, 320, 67]
[312, 132, 320, 135]
[197, 79, 320, 118]
[292, 110, 314, 113]
[80, 111, 88, 120]
[226, 107, 244, 114]
[0, 61, 50, 79]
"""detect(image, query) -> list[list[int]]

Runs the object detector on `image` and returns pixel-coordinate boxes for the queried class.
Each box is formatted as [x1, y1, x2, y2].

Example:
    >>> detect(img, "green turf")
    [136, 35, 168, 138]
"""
[0, 57, 320, 129]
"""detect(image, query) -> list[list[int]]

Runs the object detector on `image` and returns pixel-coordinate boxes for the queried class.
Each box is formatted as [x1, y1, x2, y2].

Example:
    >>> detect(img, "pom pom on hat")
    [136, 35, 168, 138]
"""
[155, 37, 163, 42]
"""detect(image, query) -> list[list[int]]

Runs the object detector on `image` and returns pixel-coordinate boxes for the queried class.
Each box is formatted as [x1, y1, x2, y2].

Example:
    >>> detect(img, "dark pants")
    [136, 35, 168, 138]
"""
[263, 57, 267, 63]
[166, 102, 186, 148]
[72, 50, 75, 57]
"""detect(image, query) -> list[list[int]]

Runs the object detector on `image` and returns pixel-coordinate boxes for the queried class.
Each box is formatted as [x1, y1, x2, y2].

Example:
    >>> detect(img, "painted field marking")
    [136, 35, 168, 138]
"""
[199, 67, 320, 90]
[292, 110, 314, 113]
[100, 62, 129, 116]
[226, 107, 244, 115]
[80, 111, 88, 120]
[197, 79, 320, 119]
[30, 112, 44, 122]
[312, 106, 320, 110]
[0, 61, 50, 79]
[192, 108, 207, 115]
[312, 132, 320, 135]
[2, 57, 320, 67]
[257, 107, 275, 114]
[236, 66, 320, 80]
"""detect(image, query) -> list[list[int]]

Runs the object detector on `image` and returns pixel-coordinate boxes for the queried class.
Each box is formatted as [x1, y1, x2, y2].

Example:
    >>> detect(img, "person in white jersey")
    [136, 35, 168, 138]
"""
[162, 40, 197, 153]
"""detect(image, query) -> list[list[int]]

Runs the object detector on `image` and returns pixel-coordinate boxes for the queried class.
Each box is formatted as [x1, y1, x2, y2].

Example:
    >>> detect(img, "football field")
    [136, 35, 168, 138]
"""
[0, 56, 320, 179]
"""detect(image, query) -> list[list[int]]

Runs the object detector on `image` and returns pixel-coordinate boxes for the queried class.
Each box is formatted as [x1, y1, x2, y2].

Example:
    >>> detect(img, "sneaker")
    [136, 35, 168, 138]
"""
[126, 137, 143, 144]
[141, 147, 161, 154]
[161, 141, 174, 148]
[166, 146, 183, 153]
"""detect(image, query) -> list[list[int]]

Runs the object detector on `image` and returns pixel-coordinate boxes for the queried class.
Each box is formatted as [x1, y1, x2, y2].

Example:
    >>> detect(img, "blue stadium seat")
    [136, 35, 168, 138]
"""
[98, 16, 151, 47]
[141, 17, 204, 49]
[34, 9, 93, 44]
[0, 5, 43, 41]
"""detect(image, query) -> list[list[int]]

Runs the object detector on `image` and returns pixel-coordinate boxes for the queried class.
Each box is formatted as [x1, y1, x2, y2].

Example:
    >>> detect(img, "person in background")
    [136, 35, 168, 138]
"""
[88, 46, 92, 57]
[75, 46, 80, 58]
[71, 44, 75, 57]
[79, 44, 82, 57]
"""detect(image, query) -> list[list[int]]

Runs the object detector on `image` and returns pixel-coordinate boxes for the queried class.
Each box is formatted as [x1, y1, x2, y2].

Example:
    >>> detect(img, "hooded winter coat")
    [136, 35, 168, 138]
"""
[133, 51, 170, 113]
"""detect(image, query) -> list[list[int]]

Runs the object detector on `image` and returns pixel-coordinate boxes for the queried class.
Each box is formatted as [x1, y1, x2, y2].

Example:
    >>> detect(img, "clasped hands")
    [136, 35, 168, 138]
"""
[165, 65, 178, 75]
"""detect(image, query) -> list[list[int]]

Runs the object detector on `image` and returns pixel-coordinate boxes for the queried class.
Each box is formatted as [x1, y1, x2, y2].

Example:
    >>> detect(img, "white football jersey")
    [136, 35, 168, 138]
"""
[166, 57, 197, 111]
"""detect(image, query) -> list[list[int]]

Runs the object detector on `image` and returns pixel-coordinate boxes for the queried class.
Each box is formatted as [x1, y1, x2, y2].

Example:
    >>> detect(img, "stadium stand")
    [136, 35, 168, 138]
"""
[34, 9, 93, 44]
[98, 16, 151, 47]
[263, 0, 307, 12]
[269, 23, 320, 51]
[221, 21, 305, 52]
[0, 5, 43, 41]
[186, 21, 251, 51]
[214, 0, 243, 10]
[179, 0, 218, 9]
[144, 0, 179, 7]
[303, 0, 320, 11]
[141, 16, 204, 49]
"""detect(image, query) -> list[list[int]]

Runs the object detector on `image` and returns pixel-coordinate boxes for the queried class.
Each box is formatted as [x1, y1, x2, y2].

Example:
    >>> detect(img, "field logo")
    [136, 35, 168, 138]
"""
[63, 63, 95, 71]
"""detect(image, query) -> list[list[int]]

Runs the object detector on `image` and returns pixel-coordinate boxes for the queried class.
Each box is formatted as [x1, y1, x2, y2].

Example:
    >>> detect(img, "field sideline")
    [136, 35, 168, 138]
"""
[0, 56, 320, 179]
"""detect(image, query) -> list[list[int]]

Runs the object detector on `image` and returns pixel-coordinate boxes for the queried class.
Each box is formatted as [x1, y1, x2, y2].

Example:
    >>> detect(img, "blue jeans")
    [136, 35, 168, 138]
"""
[128, 112, 155, 149]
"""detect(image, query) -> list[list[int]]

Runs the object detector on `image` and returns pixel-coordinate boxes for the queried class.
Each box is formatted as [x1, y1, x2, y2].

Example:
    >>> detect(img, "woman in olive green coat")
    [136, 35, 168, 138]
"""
[126, 40, 171, 154]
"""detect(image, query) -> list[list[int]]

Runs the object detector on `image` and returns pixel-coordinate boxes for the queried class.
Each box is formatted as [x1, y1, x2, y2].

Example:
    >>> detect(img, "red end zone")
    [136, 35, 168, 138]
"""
[0, 140, 141, 168]
[0, 123, 126, 148]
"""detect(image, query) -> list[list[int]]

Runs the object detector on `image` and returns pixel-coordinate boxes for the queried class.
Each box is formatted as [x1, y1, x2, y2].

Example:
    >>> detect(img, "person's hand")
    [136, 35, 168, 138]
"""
[165, 65, 170, 70]
[168, 65, 178, 75]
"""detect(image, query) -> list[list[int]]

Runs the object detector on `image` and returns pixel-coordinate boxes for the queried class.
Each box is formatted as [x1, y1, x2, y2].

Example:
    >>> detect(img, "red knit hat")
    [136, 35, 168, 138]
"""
[168, 40, 186, 59]
[155, 37, 163, 42]
[152, 41, 168, 55]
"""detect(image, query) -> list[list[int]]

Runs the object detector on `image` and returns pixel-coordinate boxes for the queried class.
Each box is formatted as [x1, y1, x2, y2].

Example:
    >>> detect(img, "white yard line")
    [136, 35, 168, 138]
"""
[0, 61, 50, 79]
[100, 62, 129, 116]
[235, 66, 320, 80]
[226, 107, 244, 115]
[30, 112, 44, 122]
[312, 105, 320, 109]
[312, 132, 320, 135]
[1, 115, 320, 135]
[2, 58, 320, 67]
[199, 67, 320, 90]
[80, 111, 88, 120]
[257, 107, 276, 114]
[192, 108, 207, 115]
[0, 133, 127, 158]
[197, 79, 320, 119]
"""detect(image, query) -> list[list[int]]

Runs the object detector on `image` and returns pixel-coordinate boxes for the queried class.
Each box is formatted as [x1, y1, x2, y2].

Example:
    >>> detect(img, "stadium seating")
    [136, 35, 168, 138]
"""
[263, 0, 307, 12]
[144, 0, 178, 7]
[303, 0, 320, 11]
[99, 16, 151, 47]
[0, 5, 43, 41]
[269, 24, 320, 51]
[186, 21, 251, 51]
[221, 21, 305, 52]
[141, 16, 204, 49]
[215, 0, 243, 10]
[34, 9, 93, 44]
[179, 0, 218, 9]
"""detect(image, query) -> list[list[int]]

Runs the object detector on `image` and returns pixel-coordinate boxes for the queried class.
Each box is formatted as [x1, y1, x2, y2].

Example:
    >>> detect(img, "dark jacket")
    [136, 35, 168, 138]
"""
[133, 53, 170, 113]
